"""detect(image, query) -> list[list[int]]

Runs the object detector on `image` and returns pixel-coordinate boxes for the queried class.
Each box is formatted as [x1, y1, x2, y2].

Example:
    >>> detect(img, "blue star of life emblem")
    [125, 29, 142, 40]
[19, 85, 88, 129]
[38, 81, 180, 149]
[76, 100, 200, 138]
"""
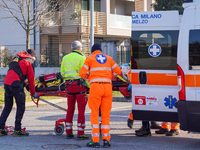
[148, 43, 162, 57]
[96, 54, 107, 64]
[164, 95, 177, 109]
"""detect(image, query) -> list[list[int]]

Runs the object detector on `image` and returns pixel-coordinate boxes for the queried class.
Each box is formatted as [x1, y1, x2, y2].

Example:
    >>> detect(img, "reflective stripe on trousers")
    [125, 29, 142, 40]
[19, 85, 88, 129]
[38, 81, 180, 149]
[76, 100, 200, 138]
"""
[161, 122, 179, 130]
[88, 83, 112, 142]
[65, 122, 73, 133]
[65, 92, 87, 135]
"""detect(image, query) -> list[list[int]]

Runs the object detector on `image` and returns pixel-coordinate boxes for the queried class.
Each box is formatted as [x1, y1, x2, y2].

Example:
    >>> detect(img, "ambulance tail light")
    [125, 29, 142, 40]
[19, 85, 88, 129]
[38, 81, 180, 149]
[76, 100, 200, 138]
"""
[177, 65, 186, 100]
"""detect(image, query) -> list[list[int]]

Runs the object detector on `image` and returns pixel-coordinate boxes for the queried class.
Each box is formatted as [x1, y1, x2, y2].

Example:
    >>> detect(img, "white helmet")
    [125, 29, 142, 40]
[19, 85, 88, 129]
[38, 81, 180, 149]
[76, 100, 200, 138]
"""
[71, 41, 82, 50]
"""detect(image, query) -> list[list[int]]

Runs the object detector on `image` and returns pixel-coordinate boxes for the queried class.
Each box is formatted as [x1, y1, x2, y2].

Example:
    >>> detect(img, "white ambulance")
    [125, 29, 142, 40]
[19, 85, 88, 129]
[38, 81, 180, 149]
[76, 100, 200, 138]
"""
[131, 0, 200, 132]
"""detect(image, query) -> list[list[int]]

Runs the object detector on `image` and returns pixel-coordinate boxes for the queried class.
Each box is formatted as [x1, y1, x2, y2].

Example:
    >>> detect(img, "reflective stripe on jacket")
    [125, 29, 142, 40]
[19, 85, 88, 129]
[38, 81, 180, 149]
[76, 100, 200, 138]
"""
[60, 50, 86, 80]
[79, 50, 121, 84]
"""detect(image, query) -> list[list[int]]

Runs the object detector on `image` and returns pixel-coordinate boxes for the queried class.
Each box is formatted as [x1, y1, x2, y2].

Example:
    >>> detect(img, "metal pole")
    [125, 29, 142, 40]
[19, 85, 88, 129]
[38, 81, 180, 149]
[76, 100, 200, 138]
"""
[33, 0, 36, 50]
[90, 0, 94, 54]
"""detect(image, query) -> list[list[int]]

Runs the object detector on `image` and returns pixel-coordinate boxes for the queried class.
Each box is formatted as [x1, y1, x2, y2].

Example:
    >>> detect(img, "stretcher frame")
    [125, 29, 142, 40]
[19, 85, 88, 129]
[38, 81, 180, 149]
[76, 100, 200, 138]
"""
[31, 76, 130, 135]
[32, 81, 67, 135]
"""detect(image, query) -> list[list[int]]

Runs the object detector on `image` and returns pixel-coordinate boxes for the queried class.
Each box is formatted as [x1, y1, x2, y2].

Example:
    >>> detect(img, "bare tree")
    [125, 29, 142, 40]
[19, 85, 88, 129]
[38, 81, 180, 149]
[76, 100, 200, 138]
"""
[0, 0, 70, 50]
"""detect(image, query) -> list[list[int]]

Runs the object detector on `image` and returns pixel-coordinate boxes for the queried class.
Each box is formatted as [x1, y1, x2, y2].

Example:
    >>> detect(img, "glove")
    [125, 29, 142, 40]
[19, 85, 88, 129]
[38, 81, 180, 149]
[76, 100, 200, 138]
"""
[127, 118, 134, 129]
[32, 92, 39, 99]
[128, 84, 132, 92]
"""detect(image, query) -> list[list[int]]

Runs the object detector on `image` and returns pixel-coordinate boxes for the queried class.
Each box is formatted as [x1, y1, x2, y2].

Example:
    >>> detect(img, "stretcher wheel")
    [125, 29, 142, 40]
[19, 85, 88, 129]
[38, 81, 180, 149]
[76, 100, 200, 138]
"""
[54, 124, 64, 135]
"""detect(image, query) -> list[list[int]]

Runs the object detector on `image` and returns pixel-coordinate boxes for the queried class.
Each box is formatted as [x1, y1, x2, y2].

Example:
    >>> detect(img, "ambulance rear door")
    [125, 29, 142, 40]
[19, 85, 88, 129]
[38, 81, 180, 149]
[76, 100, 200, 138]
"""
[131, 11, 180, 122]
[177, 1, 200, 132]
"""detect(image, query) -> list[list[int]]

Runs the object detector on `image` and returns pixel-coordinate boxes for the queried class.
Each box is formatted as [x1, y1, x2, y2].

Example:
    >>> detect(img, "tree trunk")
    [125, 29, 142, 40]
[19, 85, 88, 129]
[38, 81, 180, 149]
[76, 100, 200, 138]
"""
[26, 3, 31, 50]
[26, 29, 30, 50]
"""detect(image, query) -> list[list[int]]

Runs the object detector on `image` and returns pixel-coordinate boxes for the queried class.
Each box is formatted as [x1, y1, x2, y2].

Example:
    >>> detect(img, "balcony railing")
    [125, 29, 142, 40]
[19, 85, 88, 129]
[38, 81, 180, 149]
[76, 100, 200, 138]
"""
[40, 10, 106, 35]
[110, 14, 131, 29]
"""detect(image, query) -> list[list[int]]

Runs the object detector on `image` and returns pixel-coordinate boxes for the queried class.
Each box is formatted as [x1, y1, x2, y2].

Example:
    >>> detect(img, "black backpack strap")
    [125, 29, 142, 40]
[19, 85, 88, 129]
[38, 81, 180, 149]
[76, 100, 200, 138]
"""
[72, 50, 83, 56]
[8, 56, 26, 82]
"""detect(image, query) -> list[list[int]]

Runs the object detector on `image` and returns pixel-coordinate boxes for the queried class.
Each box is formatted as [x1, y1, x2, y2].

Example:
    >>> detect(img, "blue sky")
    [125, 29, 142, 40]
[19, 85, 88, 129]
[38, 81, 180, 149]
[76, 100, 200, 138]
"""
[0, 18, 39, 46]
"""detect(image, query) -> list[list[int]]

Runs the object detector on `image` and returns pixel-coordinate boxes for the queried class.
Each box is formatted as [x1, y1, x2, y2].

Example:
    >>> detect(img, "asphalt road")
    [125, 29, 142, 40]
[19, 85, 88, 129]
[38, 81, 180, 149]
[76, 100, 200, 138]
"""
[0, 101, 200, 150]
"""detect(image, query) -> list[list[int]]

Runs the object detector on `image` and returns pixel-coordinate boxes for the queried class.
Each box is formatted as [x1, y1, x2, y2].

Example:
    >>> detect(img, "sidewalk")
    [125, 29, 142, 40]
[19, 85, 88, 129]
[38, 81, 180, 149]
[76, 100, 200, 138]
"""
[0, 97, 131, 110]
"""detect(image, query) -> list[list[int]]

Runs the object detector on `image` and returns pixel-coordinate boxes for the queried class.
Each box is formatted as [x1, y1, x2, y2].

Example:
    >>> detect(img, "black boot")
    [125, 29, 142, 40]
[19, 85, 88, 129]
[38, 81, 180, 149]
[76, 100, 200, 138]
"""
[13, 130, 29, 137]
[136, 121, 151, 137]
[86, 141, 100, 148]
[103, 139, 111, 148]
[155, 128, 169, 134]
[0, 129, 8, 136]
[136, 128, 151, 137]
[66, 133, 74, 139]
[135, 126, 144, 133]
[76, 134, 89, 140]
[166, 129, 179, 136]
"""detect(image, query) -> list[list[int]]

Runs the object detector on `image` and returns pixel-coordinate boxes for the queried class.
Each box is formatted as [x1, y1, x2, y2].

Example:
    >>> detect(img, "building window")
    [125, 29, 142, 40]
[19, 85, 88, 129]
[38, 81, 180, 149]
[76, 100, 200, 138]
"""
[80, 0, 101, 11]
[94, 0, 101, 12]
[80, 0, 89, 10]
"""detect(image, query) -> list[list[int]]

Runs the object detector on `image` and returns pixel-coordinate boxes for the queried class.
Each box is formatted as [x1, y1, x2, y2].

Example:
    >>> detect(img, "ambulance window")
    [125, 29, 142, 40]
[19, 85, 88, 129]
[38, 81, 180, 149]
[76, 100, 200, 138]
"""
[131, 31, 179, 70]
[189, 30, 200, 66]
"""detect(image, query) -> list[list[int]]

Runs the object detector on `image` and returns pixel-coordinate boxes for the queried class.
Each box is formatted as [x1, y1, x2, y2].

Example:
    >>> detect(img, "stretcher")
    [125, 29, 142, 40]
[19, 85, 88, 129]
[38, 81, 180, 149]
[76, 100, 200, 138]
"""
[30, 72, 67, 135]
[112, 75, 131, 98]
[31, 72, 130, 135]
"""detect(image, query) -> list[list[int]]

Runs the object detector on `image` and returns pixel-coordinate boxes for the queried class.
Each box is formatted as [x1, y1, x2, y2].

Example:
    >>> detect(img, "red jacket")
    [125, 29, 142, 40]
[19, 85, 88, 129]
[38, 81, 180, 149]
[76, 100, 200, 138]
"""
[4, 52, 36, 95]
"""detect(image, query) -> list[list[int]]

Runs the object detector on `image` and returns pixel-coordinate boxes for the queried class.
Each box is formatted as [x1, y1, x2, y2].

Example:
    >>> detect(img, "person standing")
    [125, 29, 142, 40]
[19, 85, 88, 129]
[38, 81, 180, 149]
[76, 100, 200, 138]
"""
[79, 43, 122, 148]
[0, 49, 39, 137]
[60, 40, 89, 140]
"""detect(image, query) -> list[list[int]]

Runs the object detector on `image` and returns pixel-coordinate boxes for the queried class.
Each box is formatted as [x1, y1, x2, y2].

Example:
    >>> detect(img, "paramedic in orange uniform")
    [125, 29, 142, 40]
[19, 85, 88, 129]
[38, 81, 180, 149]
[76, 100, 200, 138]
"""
[79, 43, 121, 148]
[155, 122, 179, 136]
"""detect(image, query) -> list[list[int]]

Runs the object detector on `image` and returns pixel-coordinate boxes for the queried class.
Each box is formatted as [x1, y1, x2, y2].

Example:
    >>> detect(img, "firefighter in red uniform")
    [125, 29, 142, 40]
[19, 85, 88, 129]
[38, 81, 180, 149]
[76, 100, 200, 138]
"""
[79, 43, 122, 148]
[60, 41, 89, 140]
[0, 49, 39, 137]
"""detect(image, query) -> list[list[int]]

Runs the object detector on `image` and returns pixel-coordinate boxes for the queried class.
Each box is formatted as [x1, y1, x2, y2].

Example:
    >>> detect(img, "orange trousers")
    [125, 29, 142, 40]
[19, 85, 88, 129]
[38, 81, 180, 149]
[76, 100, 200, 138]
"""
[161, 122, 179, 130]
[88, 82, 113, 143]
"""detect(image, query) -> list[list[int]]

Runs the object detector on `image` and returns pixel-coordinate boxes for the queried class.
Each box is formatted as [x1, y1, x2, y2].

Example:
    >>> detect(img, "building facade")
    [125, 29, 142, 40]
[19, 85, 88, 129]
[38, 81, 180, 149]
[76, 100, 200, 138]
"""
[39, 0, 155, 66]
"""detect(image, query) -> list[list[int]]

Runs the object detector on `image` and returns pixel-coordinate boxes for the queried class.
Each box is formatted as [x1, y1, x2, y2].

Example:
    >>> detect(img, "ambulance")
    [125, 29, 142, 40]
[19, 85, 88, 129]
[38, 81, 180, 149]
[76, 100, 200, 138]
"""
[131, 0, 200, 132]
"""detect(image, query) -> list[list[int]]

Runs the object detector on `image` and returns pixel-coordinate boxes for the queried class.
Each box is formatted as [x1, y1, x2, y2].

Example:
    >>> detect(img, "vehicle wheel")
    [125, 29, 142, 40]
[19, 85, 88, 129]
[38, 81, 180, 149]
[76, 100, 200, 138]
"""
[54, 124, 64, 135]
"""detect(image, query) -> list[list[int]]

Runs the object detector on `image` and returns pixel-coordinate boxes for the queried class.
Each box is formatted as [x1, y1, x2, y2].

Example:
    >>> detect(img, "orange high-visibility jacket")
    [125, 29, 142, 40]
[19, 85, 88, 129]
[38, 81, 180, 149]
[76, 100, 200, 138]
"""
[127, 70, 131, 82]
[79, 50, 121, 84]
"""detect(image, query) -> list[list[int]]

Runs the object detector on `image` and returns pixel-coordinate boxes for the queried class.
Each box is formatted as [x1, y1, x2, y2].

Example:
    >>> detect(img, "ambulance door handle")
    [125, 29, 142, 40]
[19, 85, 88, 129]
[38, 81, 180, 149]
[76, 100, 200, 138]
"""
[139, 71, 147, 84]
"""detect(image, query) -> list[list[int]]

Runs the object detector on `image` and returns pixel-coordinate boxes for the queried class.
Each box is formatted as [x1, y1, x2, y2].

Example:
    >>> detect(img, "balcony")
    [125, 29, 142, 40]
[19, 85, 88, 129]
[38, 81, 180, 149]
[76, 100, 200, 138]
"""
[107, 14, 132, 37]
[110, 14, 131, 30]
[40, 10, 106, 35]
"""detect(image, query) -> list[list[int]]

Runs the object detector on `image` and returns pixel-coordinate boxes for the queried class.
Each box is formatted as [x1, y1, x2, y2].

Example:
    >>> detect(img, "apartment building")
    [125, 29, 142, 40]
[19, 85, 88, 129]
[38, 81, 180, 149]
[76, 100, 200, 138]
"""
[39, 0, 154, 66]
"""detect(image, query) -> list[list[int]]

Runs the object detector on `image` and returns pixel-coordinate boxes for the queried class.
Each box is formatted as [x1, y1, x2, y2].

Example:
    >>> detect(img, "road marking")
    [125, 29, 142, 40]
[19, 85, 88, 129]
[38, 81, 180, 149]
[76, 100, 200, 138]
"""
[111, 106, 132, 110]
[85, 105, 132, 114]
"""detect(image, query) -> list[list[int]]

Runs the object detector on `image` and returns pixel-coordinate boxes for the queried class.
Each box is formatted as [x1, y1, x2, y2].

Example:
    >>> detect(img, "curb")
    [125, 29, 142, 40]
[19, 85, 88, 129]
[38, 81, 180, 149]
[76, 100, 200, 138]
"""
[0, 97, 131, 110]
[113, 97, 131, 102]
